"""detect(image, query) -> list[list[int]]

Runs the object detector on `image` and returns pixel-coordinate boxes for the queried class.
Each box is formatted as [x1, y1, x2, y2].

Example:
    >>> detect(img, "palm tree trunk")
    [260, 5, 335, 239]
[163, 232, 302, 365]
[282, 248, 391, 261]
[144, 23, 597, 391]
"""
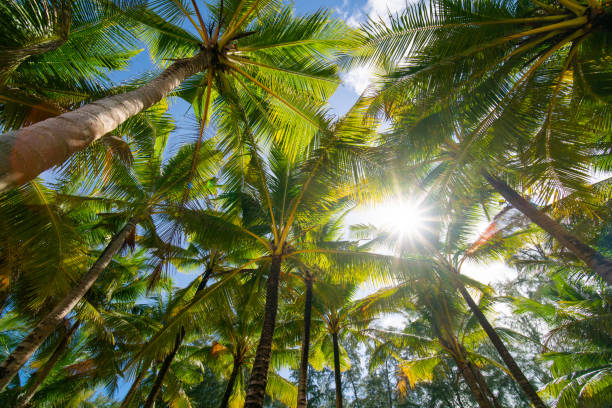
[244, 255, 282, 408]
[120, 364, 149, 408]
[14, 320, 79, 408]
[482, 171, 612, 285]
[465, 356, 502, 408]
[0, 218, 137, 392]
[297, 274, 313, 408]
[455, 281, 548, 408]
[143, 328, 185, 408]
[141, 267, 211, 408]
[0, 51, 212, 192]
[332, 332, 343, 408]
[453, 353, 494, 408]
[384, 359, 394, 408]
[219, 359, 241, 408]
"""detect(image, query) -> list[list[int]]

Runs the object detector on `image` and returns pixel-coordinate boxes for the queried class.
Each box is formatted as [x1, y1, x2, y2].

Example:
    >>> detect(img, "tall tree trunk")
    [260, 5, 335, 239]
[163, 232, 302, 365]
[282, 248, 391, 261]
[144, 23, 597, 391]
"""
[297, 274, 313, 408]
[455, 280, 548, 408]
[332, 332, 343, 408]
[142, 267, 212, 408]
[483, 171, 612, 285]
[464, 353, 502, 408]
[452, 353, 494, 408]
[14, 320, 79, 408]
[219, 359, 241, 408]
[347, 369, 360, 408]
[120, 364, 149, 408]
[0, 218, 137, 392]
[0, 51, 212, 192]
[384, 359, 394, 408]
[244, 255, 282, 408]
[143, 328, 185, 408]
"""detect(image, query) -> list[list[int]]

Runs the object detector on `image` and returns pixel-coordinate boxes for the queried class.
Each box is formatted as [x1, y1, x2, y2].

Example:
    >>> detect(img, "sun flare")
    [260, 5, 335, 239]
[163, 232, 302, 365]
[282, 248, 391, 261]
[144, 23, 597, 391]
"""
[364, 199, 429, 237]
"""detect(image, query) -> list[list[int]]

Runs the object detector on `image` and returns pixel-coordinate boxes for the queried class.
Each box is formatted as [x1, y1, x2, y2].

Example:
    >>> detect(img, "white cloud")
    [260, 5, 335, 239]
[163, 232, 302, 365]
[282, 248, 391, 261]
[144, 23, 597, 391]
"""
[366, 0, 408, 18]
[342, 66, 374, 95]
[335, 1, 413, 94]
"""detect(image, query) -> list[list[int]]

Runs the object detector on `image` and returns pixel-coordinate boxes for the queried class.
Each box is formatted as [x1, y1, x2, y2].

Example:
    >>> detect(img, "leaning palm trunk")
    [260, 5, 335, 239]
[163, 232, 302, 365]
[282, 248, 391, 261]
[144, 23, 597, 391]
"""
[465, 351, 503, 408]
[120, 363, 149, 408]
[332, 332, 343, 408]
[451, 351, 494, 408]
[14, 320, 79, 408]
[0, 51, 211, 192]
[483, 171, 612, 285]
[454, 279, 548, 408]
[0, 218, 136, 391]
[297, 275, 313, 408]
[143, 328, 185, 408]
[244, 256, 282, 408]
[219, 359, 241, 408]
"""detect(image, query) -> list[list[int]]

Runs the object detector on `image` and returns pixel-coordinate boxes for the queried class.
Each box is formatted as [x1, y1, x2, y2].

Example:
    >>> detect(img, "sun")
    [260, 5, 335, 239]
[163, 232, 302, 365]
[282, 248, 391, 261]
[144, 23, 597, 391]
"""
[358, 199, 429, 237]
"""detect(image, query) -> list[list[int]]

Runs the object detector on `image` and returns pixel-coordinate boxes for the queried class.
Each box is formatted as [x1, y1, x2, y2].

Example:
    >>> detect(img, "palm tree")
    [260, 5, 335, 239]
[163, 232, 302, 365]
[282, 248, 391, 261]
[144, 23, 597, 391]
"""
[513, 273, 612, 407]
[130, 101, 388, 408]
[360, 267, 525, 408]
[355, 199, 548, 408]
[198, 276, 297, 408]
[309, 282, 368, 408]
[355, 0, 612, 286]
[0, 0, 351, 192]
[0, 121, 220, 390]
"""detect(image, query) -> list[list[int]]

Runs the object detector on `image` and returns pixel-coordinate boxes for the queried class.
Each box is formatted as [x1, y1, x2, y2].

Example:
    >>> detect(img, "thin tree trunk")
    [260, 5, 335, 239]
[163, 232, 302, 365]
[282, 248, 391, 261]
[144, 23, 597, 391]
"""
[297, 274, 313, 408]
[120, 364, 149, 408]
[465, 357, 502, 408]
[453, 353, 494, 408]
[332, 332, 343, 408]
[0, 51, 212, 192]
[219, 360, 241, 408]
[14, 320, 79, 408]
[143, 328, 185, 408]
[348, 369, 360, 408]
[483, 171, 612, 285]
[0, 218, 137, 392]
[455, 280, 548, 408]
[244, 255, 282, 408]
[142, 266, 212, 408]
[384, 359, 394, 408]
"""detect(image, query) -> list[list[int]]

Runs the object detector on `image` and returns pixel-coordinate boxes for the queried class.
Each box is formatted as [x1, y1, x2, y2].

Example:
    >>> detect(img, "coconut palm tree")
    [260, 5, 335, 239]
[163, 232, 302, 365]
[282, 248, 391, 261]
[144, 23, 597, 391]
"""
[355, 0, 612, 286]
[0, 118, 220, 390]
[130, 101, 391, 408]
[361, 275, 520, 408]
[0, 0, 352, 192]
[353, 197, 549, 408]
[513, 273, 612, 407]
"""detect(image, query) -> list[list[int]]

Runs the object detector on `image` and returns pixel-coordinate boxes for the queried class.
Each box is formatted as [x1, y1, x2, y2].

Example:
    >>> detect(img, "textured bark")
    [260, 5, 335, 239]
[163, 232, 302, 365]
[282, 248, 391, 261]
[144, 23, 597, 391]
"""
[14, 320, 79, 408]
[244, 256, 282, 408]
[0, 51, 211, 192]
[219, 360, 241, 408]
[142, 266, 212, 408]
[466, 357, 502, 408]
[456, 281, 548, 408]
[332, 332, 343, 408]
[0, 218, 137, 392]
[143, 328, 185, 408]
[297, 275, 313, 408]
[483, 171, 612, 285]
[453, 353, 494, 408]
[120, 364, 148, 408]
